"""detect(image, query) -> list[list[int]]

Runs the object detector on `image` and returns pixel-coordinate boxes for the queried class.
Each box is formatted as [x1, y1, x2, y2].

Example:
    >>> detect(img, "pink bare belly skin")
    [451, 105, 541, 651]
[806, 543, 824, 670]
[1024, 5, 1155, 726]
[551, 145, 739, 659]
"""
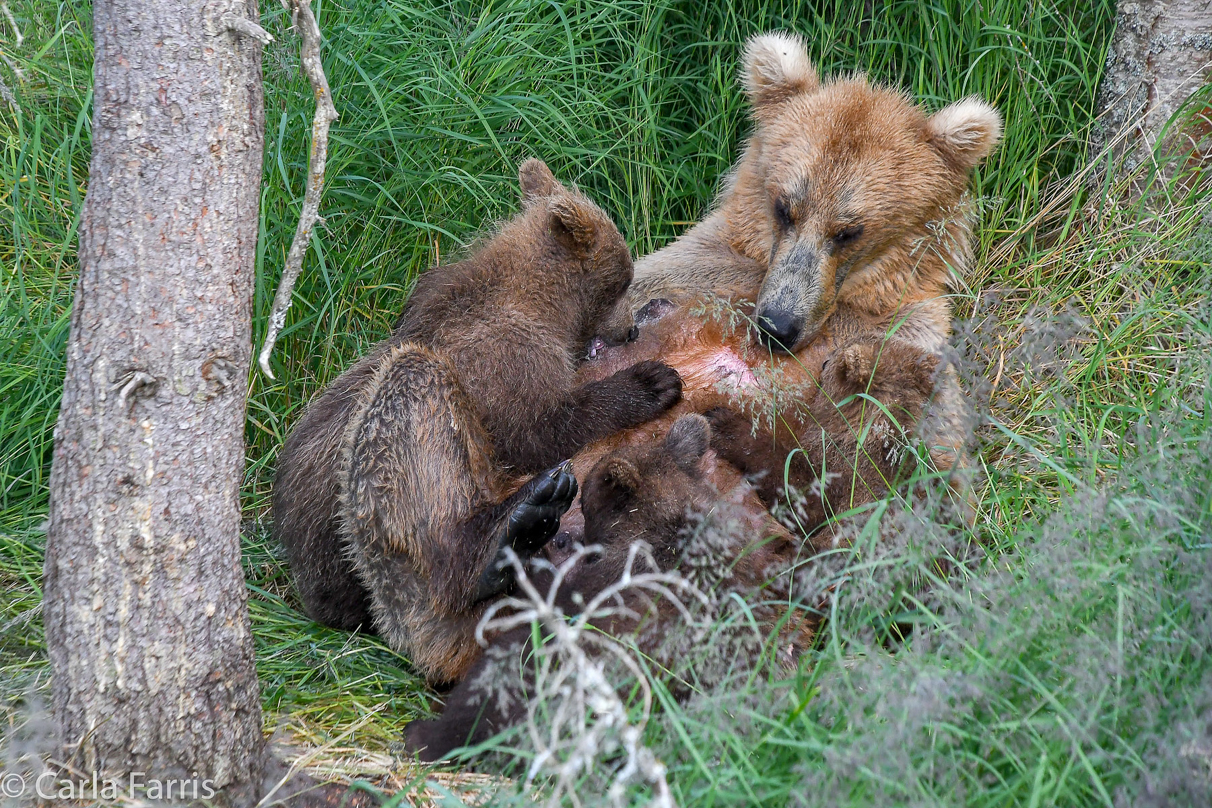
[545, 302, 831, 566]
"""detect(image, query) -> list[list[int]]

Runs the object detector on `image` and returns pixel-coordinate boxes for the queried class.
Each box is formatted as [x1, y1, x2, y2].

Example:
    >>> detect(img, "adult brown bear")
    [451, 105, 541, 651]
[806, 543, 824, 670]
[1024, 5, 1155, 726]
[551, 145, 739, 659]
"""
[553, 30, 1002, 538]
[631, 31, 1001, 361]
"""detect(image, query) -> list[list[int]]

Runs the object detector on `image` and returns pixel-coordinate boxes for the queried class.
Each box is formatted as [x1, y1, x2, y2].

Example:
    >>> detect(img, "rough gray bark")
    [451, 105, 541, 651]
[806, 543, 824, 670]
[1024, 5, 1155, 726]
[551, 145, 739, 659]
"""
[43, 0, 266, 799]
[1095, 0, 1212, 175]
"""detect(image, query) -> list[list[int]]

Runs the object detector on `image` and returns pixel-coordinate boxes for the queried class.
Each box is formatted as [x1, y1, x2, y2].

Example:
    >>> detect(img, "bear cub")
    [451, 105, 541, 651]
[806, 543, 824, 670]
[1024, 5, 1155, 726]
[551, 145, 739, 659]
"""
[404, 414, 798, 761]
[706, 336, 940, 536]
[273, 160, 682, 684]
[404, 337, 938, 757]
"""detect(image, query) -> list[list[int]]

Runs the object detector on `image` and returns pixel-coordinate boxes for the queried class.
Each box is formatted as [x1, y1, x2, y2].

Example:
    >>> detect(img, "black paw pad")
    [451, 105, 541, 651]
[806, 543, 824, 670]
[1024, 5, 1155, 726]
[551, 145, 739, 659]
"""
[505, 462, 578, 555]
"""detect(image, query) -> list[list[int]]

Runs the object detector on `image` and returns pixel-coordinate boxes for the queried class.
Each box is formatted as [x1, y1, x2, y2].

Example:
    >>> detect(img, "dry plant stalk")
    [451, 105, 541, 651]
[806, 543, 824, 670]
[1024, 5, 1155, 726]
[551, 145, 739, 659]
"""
[258, 0, 339, 379]
[1, 3, 21, 47]
[478, 545, 712, 808]
[0, 0, 23, 113]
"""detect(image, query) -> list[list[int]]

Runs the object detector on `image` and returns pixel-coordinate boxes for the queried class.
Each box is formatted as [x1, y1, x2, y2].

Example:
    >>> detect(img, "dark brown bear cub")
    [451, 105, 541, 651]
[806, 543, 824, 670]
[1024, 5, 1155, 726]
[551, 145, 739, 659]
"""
[403, 340, 938, 757]
[273, 160, 682, 684]
[404, 415, 800, 761]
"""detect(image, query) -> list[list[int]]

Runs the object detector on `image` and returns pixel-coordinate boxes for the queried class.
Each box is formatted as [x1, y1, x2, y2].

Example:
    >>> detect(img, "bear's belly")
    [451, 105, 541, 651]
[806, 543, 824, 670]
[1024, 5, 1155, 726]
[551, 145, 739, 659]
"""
[547, 300, 830, 566]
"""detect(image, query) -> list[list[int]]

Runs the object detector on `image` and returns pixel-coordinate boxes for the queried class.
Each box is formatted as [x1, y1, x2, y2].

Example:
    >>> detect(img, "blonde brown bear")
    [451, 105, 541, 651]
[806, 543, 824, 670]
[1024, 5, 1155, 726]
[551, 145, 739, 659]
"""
[630, 30, 1001, 482]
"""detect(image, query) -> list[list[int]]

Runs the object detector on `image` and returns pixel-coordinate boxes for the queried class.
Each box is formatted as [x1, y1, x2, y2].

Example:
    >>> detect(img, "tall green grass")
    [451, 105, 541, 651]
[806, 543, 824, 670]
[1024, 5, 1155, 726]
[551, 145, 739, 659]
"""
[4, 0, 1210, 805]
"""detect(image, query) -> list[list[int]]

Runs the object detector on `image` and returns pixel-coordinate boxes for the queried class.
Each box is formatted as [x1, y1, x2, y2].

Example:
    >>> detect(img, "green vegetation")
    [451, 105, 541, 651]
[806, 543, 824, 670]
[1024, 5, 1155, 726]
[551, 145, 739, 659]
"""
[2, 0, 1209, 805]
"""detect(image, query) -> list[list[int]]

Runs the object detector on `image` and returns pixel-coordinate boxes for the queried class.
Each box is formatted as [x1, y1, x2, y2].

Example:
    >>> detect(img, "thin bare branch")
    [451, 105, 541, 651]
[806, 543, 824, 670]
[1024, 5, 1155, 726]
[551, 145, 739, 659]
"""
[0, 73, 17, 114]
[257, 0, 338, 379]
[0, 48, 21, 81]
[0, 1, 23, 114]
[477, 546, 694, 807]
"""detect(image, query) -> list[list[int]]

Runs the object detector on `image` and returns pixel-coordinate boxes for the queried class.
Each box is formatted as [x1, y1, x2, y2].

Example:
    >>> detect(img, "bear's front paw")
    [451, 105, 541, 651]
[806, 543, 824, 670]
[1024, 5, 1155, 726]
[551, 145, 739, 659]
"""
[505, 462, 579, 555]
[703, 406, 757, 461]
[622, 360, 683, 417]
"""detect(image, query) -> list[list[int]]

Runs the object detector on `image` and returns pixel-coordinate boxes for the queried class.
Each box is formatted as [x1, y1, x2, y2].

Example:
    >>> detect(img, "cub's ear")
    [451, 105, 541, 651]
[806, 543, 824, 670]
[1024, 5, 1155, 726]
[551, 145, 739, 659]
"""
[549, 197, 599, 258]
[519, 158, 558, 203]
[600, 457, 642, 494]
[926, 97, 1002, 170]
[742, 31, 819, 119]
[838, 342, 878, 389]
[665, 414, 711, 476]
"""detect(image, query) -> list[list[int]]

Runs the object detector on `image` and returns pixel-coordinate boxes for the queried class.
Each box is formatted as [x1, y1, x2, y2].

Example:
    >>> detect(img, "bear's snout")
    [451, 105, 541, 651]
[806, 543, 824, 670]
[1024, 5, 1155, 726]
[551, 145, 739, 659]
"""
[755, 308, 803, 353]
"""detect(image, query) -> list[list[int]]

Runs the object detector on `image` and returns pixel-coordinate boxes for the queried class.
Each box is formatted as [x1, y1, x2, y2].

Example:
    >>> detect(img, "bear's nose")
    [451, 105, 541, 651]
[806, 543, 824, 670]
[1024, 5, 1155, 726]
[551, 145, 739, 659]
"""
[755, 309, 802, 352]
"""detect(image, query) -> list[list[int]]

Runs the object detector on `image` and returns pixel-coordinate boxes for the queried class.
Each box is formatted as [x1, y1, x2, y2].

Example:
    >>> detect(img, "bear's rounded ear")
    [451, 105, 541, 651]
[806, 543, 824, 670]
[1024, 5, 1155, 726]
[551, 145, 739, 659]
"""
[665, 414, 711, 476]
[926, 98, 1002, 170]
[838, 342, 877, 388]
[519, 158, 558, 203]
[601, 458, 642, 494]
[549, 197, 599, 258]
[742, 32, 819, 119]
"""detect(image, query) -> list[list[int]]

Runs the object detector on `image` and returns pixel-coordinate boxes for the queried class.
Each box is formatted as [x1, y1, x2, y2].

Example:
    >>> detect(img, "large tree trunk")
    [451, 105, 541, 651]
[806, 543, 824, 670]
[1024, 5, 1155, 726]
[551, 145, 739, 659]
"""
[1095, 0, 1211, 177]
[43, 0, 266, 800]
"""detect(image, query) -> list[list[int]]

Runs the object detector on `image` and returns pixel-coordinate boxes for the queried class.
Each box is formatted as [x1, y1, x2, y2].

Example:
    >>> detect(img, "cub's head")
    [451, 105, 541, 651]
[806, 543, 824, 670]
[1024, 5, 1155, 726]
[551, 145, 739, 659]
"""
[819, 339, 940, 418]
[740, 32, 1002, 352]
[516, 159, 638, 349]
[571, 415, 718, 588]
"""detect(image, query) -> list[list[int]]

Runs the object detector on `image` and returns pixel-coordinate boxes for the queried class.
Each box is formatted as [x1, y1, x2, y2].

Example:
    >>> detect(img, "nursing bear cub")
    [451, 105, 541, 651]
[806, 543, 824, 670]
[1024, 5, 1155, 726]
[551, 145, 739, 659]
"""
[705, 337, 941, 529]
[273, 160, 682, 684]
[404, 337, 940, 760]
[404, 414, 799, 762]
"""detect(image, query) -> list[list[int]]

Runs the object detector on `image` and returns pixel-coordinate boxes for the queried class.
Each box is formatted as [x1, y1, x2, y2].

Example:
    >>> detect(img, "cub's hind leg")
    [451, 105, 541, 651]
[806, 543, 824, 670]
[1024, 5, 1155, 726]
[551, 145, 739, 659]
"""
[340, 345, 574, 683]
